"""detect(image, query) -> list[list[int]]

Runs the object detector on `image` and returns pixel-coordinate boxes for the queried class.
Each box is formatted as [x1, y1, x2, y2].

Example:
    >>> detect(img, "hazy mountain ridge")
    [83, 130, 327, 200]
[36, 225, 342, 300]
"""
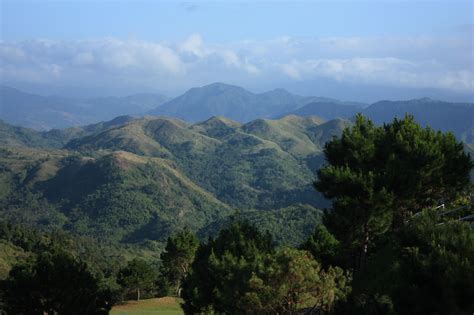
[283, 97, 473, 142]
[148, 83, 300, 122]
[3, 83, 471, 143]
[280, 101, 362, 121]
[363, 98, 474, 143]
[148, 82, 365, 123]
[0, 85, 168, 130]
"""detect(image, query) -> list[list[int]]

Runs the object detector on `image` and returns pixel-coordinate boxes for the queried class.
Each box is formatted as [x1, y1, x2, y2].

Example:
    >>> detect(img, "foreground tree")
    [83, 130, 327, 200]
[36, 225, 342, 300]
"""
[1, 251, 111, 315]
[392, 212, 474, 314]
[316, 114, 472, 270]
[301, 224, 341, 268]
[158, 229, 199, 296]
[239, 247, 351, 314]
[181, 221, 274, 314]
[117, 258, 156, 301]
[337, 211, 474, 315]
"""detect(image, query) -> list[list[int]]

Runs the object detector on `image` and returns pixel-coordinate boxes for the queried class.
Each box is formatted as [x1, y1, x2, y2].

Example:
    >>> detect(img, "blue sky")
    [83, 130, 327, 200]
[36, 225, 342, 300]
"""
[1, 1, 473, 100]
[2, 1, 471, 40]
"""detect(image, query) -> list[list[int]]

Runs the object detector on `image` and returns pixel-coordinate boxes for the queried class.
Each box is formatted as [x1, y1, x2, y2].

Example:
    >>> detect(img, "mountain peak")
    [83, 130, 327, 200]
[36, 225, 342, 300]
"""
[199, 115, 242, 127]
[200, 82, 248, 92]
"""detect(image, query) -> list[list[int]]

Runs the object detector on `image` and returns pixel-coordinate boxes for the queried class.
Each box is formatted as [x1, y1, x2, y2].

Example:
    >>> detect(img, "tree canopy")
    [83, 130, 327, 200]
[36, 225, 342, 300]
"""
[316, 114, 472, 270]
[158, 229, 199, 296]
[117, 258, 157, 301]
[1, 250, 111, 315]
[240, 247, 351, 314]
[181, 220, 274, 314]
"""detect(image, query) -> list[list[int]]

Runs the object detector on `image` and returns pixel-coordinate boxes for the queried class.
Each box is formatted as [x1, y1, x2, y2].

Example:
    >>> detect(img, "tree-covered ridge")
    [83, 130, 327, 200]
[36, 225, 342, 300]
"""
[0, 115, 350, 248]
[63, 116, 350, 208]
[0, 147, 231, 243]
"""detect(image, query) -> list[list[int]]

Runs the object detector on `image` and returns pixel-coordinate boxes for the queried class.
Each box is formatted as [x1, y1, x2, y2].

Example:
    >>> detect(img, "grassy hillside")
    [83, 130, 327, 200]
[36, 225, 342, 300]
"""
[0, 115, 350, 246]
[0, 116, 137, 148]
[67, 115, 348, 210]
[0, 147, 230, 243]
[0, 120, 63, 148]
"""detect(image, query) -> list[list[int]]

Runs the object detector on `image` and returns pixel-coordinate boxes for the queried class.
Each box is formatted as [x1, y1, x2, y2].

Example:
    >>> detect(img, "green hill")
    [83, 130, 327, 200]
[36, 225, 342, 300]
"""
[66, 116, 348, 210]
[0, 116, 136, 148]
[0, 115, 351, 246]
[0, 148, 230, 243]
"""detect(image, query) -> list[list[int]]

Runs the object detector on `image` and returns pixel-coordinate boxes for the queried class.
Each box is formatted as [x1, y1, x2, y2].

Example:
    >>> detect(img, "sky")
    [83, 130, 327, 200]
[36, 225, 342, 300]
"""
[0, 0, 473, 101]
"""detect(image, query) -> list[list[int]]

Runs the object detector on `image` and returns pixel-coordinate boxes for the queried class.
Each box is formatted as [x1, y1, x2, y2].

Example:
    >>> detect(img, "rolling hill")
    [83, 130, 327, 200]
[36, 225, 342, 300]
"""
[0, 115, 349, 246]
[65, 115, 348, 210]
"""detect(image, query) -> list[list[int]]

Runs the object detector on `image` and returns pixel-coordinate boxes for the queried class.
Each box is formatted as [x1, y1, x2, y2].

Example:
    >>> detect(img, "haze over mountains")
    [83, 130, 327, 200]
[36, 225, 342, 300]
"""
[147, 82, 364, 122]
[1, 82, 473, 143]
[0, 85, 169, 130]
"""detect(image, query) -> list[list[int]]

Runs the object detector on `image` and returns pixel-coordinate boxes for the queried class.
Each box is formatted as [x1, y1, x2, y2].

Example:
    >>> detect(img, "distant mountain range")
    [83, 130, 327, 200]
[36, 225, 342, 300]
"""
[0, 85, 168, 130]
[148, 82, 363, 122]
[363, 98, 474, 143]
[1, 83, 472, 142]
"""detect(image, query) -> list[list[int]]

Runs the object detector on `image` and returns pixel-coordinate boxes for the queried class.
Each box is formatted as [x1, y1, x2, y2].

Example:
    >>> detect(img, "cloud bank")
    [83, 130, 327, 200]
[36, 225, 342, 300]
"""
[1, 34, 472, 95]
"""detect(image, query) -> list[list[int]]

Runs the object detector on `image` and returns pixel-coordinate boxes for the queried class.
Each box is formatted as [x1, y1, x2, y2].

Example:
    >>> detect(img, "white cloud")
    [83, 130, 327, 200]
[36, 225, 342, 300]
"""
[0, 35, 472, 93]
[180, 34, 206, 57]
[278, 57, 473, 92]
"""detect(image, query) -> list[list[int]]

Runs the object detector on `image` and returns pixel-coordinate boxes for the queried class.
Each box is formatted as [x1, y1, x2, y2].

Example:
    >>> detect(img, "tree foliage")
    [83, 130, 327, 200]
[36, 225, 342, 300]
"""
[338, 211, 474, 315]
[1, 250, 111, 315]
[316, 114, 472, 270]
[301, 224, 340, 268]
[239, 247, 351, 314]
[181, 221, 274, 314]
[181, 222, 352, 314]
[117, 259, 157, 301]
[158, 229, 199, 296]
[392, 212, 474, 314]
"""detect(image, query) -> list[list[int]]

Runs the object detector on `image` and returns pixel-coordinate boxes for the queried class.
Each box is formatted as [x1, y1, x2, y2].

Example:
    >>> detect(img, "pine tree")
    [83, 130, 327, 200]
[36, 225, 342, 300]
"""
[181, 220, 274, 314]
[158, 229, 199, 296]
[117, 259, 156, 301]
[1, 251, 111, 314]
[316, 114, 472, 271]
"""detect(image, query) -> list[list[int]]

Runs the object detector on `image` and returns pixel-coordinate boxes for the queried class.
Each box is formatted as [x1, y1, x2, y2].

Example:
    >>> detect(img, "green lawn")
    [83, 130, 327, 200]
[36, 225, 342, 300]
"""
[111, 297, 183, 315]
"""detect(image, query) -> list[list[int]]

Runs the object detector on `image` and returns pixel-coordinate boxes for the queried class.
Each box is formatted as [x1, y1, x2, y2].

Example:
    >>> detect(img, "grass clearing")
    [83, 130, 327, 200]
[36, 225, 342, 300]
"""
[111, 297, 183, 315]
